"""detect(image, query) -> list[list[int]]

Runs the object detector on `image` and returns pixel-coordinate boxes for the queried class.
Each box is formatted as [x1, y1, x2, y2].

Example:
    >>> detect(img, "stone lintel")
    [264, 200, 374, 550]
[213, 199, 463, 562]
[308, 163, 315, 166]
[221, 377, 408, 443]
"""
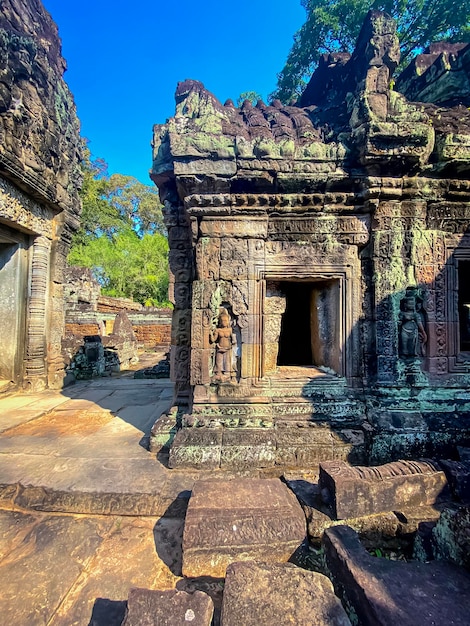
[319, 459, 449, 519]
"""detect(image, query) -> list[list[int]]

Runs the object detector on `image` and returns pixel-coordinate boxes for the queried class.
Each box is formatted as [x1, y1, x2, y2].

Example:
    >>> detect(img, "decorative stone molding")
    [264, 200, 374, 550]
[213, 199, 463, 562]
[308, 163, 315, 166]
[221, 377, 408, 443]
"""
[0, 176, 53, 237]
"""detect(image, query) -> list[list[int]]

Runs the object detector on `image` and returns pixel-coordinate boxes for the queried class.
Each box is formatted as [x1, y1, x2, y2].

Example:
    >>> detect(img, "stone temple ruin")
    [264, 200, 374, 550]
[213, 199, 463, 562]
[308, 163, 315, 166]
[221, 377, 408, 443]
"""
[0, 4, 469, 625]
[151, 11, 470, 470]
[0, 0, 81, 392]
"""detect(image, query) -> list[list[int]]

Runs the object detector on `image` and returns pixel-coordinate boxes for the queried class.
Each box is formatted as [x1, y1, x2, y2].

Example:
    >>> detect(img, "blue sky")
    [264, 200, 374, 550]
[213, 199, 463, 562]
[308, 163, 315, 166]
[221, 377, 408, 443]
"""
[42, 0, 306, 184]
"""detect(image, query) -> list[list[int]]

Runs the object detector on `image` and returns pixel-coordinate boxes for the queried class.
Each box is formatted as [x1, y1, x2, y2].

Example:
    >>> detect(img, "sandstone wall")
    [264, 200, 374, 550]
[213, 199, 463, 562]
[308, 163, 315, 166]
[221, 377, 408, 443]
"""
[0, 0, 82, 390]
[151, 10, 470, 468]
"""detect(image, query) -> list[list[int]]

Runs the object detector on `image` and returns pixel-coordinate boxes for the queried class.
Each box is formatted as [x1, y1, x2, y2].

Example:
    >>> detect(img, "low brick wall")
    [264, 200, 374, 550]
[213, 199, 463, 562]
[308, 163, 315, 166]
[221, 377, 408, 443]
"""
[133, 324, 171, 347]
[128, 309, 172, 349]
[64, 269, 172, 352]
[65, 322, 100, 336]
[97, 295, 141, 313]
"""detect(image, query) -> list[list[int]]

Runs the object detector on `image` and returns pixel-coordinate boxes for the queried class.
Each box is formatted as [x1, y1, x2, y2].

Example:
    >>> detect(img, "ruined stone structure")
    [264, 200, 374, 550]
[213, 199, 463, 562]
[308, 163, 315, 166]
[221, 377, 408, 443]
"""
[0, 0, 82, 391]
[62, 266, 172, 378]
[63, 266, 171, 348]
[151, 11, 470, 469]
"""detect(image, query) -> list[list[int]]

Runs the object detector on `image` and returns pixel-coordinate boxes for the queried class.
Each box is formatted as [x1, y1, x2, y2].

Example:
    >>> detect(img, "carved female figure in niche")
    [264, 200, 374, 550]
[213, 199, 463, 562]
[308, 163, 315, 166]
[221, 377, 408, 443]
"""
[399, 295, 427, 358]
[211, 308, 236, 382]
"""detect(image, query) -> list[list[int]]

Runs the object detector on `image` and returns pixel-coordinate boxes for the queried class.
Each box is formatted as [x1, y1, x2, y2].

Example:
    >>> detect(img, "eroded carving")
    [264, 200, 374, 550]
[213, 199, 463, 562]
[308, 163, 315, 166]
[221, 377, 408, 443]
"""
[398, 289, 428, 360]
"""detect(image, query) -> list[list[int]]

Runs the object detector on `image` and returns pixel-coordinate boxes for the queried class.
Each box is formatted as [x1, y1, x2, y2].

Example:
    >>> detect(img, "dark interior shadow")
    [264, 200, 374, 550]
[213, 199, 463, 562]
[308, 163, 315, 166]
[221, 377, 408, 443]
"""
[88, 598, 127, 626]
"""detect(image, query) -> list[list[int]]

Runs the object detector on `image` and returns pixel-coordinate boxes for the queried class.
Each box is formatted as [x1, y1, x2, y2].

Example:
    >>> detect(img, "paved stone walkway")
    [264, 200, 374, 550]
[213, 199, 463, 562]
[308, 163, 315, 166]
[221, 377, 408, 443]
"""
[0, 355, 218, 625]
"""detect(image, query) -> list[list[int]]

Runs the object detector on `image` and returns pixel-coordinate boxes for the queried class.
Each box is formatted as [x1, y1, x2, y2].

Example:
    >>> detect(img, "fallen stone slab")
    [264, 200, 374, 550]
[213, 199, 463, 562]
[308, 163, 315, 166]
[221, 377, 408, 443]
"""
[50, 516, 180, 626]
[182, 478, 306, 578]
[0, 512, 112, 624]
[319, 459, 448, 519]
[220, 561, 351, 626]
[323, 525, 470, 626]
[285, 476, 443, 547]
[122, 588, 213, 626]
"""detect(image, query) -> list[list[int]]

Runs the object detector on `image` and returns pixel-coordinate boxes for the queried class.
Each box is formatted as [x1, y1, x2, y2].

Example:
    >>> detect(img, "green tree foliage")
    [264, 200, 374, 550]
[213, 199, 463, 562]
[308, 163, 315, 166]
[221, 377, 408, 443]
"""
[237, 91, 263, 107]
[69, 228, 170, 306]
[73, 149, 122, 245]
[272, 0, 470, 103]
[107, 173, 165, 236]
[69, 148, 170, 306]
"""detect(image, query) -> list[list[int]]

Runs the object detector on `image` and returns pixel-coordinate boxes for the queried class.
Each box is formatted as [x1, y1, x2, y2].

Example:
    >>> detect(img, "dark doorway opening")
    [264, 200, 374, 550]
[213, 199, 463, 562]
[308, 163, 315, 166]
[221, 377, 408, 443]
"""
[277, 279, 341, 373]
[458, 260, 470, 352]
[278, 283, 312, 366]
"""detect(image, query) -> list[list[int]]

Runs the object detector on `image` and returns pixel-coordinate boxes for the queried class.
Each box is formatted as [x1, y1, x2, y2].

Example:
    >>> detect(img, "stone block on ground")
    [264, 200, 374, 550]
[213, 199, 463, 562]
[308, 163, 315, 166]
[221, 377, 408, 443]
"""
[122, 588, 213, 626]
[285, 475, 443, 548]
[323, 525, 470, 626]
[182, 478, 306, 578]
[220, 561, 351, 626]
[319, 459, 448, 519]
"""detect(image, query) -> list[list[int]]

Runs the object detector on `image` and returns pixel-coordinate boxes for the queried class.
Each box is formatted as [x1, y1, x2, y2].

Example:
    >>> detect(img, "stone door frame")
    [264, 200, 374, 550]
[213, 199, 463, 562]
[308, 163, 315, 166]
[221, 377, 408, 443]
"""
[253, 263, 356, 381]
[447, 243, 470, 373]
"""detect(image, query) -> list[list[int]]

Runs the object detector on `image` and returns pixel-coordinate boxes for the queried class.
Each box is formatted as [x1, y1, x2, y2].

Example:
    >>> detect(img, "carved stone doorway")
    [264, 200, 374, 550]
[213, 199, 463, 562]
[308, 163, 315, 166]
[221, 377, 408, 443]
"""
[458, 259, 470, 353]
[0, 226, 29, 384]
[277, 279, 341, 373]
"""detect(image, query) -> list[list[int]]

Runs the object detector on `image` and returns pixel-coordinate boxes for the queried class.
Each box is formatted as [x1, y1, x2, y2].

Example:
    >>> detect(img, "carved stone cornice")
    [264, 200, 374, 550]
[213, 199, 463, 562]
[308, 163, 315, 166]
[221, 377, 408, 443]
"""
[0, 175, 54, 237]
[185, 192, 365, 214]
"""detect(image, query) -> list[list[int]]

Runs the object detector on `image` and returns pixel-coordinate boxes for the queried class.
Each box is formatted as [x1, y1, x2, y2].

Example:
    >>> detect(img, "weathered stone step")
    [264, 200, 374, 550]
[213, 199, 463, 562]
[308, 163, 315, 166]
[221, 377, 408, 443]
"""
[0, 482, 190, 518]
[168, 424, 367, 470]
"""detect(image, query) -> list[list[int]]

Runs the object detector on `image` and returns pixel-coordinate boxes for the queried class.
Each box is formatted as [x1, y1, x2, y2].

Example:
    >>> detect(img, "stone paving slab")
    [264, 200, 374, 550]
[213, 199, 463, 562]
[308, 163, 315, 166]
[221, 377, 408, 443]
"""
[0, 509, 38, 560]
[0, 509, 185, 626]
[0, 391, 69, 412]
[0, 367, 204, 624]
[0, 373, 178, 514]
[0, 510, 113, 624]
[0, 406, 63, 432]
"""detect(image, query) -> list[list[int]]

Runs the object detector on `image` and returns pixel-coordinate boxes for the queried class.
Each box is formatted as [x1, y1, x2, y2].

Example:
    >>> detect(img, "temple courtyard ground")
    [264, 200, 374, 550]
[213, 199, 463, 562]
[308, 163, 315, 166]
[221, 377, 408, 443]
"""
[1, 352, 469, 626]
[0, 351, 228, 625]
